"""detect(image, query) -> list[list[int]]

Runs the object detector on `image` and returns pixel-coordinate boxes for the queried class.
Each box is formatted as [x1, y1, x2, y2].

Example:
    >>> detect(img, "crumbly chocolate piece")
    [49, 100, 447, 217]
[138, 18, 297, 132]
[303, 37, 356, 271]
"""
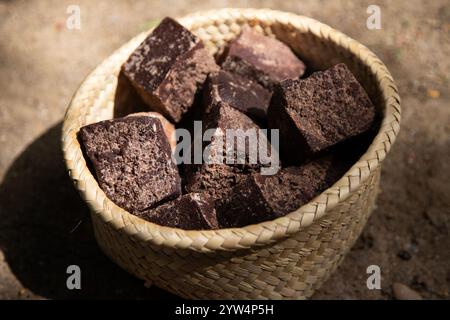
[204, 70, 272, 120]
[202, 101, 267, 167]
[122, 17, 219, 123]
[218, 156, 349, 228]
[220, 27, 306, 89]
[184, 164, 246, 200]
[184, 103, 274, 200]
[268, 63, 376, 164]
[78, 116, 181, 214]
[126, 112, 177, 152]
[140, 193, 218, 230]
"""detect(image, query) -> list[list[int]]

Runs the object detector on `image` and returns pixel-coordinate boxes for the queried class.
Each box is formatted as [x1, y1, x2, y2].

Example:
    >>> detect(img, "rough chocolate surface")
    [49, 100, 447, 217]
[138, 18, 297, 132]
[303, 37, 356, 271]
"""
[268, 63, 376, 164]
[78, 116, 181, 214]
[140, 193, 218, 230]
[204, 70, 272, 120]
[126, 112, 177, 152]
[184, 164, 246, 200]
[122, 17, 218, 123]
[184, 103, 272, 200]
[218, 156, 350, 228]
[220, 27, 306, 89]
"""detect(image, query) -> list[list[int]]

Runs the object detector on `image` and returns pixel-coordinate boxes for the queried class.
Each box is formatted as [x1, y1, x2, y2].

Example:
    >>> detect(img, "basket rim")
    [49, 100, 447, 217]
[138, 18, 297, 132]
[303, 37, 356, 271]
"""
[61, 8, 401, 252]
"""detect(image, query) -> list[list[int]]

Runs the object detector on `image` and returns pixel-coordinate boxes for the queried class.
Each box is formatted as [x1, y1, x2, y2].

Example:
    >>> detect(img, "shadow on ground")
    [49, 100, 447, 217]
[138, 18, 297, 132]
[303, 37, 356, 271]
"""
[0, 122, 178, 299]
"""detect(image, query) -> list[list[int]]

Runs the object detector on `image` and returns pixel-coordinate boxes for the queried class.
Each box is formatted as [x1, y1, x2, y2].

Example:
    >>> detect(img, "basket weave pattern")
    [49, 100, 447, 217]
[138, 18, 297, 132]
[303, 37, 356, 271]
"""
[62, 9, 401, 299]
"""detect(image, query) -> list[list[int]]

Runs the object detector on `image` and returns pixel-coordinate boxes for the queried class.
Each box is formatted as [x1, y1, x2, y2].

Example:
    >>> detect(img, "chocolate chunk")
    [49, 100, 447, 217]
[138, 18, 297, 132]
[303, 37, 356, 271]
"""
[204, 70, 272, 120]
[141, 193, 219, 230]
[126, 112, 177, 152]
[184, 103, 275, 200]
[268, 63, 376, 164]
[78, 116, 181, 214]
[218, 156, 349, 228]
[220, 27, 306, 89]
[184, 164, 246, 201]
[122, 17, 219, 123]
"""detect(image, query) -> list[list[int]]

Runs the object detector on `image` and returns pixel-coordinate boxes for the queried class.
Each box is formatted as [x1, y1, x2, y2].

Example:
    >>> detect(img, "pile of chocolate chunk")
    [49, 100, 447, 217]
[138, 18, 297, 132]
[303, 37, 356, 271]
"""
[78, 17, 377, 230]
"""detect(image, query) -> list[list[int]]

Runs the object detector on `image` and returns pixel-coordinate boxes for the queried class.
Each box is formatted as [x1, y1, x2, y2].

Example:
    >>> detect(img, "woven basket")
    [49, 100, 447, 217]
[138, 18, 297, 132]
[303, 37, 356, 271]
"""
[62, 8, 401, 299]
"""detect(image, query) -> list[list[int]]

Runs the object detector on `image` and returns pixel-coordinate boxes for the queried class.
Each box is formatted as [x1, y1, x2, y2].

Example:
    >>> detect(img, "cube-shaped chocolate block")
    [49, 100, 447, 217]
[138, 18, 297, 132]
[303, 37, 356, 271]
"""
[141, 193, 218, 230]
[78, 116, 182, 214]
[220, 27, 306, 89]
[268, 63, 376, 164]
[204, 70, 272, 121]
[203, 102, 268, 166]
[184, 103, 275, 200]
[122, 17, 219, 123]
[218, 156, 350, 228]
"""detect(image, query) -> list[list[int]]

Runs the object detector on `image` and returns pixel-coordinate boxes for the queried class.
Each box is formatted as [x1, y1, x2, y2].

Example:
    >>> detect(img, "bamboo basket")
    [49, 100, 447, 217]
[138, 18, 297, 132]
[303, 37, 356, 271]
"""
[61, 8, 401, 299]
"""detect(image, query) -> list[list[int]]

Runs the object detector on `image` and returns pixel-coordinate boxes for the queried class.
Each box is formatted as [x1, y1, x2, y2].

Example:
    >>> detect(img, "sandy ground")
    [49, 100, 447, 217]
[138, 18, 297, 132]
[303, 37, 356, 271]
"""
[0, 0, 448, 299]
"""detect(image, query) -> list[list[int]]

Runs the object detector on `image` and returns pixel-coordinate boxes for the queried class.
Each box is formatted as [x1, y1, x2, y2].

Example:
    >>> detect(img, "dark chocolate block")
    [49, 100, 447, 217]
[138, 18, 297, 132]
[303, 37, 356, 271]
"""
[78, 116, 181, 214]
[204, 70, 272, 120]
[220, 27, 306, 89]
[184, 103, 273, 199]
[268, 63, 376, 164]
[126, 112, 177, 152]
[218, 156, 349, 228]
[184, 163, 246, 200]
[122, 17, 219, 123]
[140, 193, 218, 230]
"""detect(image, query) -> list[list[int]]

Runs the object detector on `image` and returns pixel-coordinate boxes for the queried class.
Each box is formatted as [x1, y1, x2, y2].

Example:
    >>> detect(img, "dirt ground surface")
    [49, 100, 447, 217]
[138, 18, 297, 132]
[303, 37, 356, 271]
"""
[0, 0, 448, 299]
